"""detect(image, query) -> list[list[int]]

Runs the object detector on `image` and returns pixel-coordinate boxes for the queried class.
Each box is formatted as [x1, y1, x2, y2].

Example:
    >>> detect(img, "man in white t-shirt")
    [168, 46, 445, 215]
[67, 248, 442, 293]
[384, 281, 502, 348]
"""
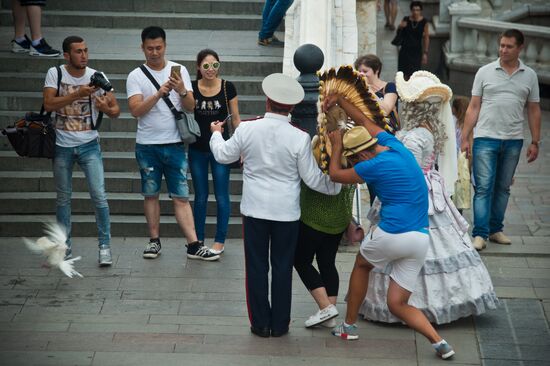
[461, 29, 541, 250]
[126, 26, 219, 261]
[43, 35, 120, 266]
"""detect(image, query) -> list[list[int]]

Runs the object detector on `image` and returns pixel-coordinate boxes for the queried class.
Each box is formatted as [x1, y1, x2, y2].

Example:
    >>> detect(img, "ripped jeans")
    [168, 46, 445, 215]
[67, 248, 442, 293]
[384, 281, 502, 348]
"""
[135, 142, 190, 199]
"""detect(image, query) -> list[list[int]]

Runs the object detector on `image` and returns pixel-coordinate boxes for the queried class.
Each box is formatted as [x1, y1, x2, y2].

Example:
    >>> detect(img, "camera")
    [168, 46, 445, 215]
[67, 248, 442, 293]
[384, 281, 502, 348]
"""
[89, 72, 113, 92]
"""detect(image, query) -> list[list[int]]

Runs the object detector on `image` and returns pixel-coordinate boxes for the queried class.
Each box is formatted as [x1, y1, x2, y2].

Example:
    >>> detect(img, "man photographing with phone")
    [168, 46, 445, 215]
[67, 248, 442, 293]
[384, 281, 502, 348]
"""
[126, 26, 220, 261]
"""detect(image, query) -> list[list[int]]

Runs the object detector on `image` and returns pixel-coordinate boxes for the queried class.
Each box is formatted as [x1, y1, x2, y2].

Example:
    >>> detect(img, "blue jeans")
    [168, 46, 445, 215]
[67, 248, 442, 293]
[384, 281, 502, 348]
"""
[472, 137, 523, 239]
[135, 143, 189, 199]
[259, 0, 294, 40]
[188, 147, 230, 243]
[53, 138, 110, 249]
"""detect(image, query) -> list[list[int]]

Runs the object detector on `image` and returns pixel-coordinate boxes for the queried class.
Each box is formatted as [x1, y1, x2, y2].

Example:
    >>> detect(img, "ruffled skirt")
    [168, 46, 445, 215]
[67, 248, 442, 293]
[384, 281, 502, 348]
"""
[359, 172, 499, 324]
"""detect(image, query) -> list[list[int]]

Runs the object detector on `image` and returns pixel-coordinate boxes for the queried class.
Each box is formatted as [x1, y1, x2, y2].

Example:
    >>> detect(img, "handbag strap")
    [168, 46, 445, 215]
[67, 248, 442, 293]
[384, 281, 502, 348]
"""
[139, 65, 182, 120]
[39, 65, 62, 120]
[223, 79, 234, 136]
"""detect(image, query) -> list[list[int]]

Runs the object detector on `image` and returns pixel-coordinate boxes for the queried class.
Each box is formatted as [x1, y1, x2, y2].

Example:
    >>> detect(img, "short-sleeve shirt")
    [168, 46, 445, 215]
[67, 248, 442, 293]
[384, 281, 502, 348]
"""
[375, 81, 399, 131]
[126, 61, 193, 145]
[472, 58, 539, 140]
[44, 65, 104, 148]
[190, 79, 237, 152]
[354, 132, 428, 233]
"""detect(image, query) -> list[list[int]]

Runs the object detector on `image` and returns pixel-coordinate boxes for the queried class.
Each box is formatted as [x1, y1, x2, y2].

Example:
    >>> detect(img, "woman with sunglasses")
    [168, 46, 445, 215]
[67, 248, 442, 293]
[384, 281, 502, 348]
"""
[189, 49, 241, 255]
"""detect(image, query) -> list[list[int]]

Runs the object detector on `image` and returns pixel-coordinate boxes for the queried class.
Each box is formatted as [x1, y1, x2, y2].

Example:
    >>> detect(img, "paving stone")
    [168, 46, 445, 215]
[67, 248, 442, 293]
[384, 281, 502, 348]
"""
[0, 305, 21, 321]
[0, 321, 70, 332]
[36, 289, 123, 300]
[21, 298, 104, 315]
[0, 351, 94, 365]
[13, 312, 148, 324]
[494, 286, 538, 299]
[57, 276, 123, 291]
[527, 258, 550, 268]
[92, 352, 271, 366]
[118, 277, 194, 291]
[415, 330, 480, 365]
[69, 322, 179, 334]
[534, 288, 550, 299]
[100, 299, 180, 315]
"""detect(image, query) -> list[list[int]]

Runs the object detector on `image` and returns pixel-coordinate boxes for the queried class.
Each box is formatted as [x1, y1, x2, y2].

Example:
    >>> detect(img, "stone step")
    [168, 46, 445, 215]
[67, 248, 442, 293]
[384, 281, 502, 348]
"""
[0, 53, 282, 75]
[0, 91, 266, 115]
[0, 214, 243, 238]
[0, 10, 272, 31]
[0, 191, 242, 216]
[0, 151, 140, 172]
[0, 170, 244, 195]
[0, 0, 265, 15]
[0, 72, 264, 95]
[0, 111, 261, 132]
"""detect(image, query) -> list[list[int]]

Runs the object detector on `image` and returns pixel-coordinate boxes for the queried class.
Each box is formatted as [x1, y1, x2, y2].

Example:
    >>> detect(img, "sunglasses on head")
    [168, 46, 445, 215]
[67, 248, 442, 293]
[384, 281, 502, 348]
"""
[202, 62, 220, 70]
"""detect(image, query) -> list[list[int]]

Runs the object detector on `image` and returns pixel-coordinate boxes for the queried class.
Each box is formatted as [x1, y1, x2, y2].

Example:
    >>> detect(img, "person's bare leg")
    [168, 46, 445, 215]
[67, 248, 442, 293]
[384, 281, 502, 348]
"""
[25, 5, 42, 41]
[173, 198, 198, 243]
[12, 0, 26, 38]
[386, 279, 442, 343]
[310, 287, 333, 310]
[144, 196, 160, 239]
[389, 1, 398, 28]
[383, 0, 390, 26]
[344, 254, 374, 324]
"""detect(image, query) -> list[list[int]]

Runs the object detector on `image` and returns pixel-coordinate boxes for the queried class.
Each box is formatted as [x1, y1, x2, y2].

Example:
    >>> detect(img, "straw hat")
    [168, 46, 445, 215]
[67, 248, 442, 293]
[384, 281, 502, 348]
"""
[342, 126, 378, 157]
[262, 73, 305, 105]
[395, 70, 452, 103]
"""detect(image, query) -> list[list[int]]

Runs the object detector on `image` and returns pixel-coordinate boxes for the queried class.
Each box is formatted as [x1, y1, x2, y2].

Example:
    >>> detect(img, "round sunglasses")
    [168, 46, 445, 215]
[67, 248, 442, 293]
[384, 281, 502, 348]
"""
[202, 62, 220, 70]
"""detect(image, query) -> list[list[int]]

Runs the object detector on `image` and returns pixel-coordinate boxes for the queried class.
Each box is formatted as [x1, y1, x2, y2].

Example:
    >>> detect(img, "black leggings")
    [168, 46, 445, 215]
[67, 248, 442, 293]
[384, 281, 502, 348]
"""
[294, 221, 342, 297]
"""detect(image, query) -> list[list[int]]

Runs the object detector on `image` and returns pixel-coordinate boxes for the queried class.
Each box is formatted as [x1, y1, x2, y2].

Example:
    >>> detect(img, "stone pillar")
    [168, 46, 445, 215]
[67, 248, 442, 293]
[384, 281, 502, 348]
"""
[356, 0, 377, 55]
[292, 44, 325, 137]
[449, 1, 482, 53]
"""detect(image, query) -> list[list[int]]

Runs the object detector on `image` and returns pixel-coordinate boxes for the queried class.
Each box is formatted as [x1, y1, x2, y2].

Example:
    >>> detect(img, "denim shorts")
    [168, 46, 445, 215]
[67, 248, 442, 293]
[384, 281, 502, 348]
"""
[135, 142, 189, 199]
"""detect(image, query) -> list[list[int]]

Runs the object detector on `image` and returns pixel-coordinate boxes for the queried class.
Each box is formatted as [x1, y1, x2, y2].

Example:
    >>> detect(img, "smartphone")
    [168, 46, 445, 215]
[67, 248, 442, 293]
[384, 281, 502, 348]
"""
[222, 114, 232, 123]
[170, 65, 181, 79]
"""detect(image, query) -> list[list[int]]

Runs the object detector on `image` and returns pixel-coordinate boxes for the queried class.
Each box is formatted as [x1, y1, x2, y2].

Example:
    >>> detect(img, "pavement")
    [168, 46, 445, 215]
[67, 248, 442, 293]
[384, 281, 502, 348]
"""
[1, 2, 550, 366]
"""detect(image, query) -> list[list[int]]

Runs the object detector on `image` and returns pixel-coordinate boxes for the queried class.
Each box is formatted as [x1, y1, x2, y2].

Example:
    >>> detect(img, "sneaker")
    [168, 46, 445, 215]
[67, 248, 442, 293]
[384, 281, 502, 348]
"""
[186, 242, 220, 261]
[270, 36, 285, 47]
[305, 304, 339, 327]
[321, 317, 337, 328]
[29, 38, 61, 57]
[472, 236, 487, 251]
[210, 245, 225, 255]
[98, 247, 112, 266]
[435, 342, 455, 359]
[331, 322, 359, 340]
[11, 35, 31, 53]
[143, 240, 161, 259]
[489, 232, 512, 245]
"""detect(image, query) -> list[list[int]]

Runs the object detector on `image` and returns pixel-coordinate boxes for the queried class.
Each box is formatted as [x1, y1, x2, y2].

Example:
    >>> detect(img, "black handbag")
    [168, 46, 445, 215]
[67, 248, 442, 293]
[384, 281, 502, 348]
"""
[391, 28, 403, 46]
[139, 65, 200, 144]
[1, 66, 61, 159]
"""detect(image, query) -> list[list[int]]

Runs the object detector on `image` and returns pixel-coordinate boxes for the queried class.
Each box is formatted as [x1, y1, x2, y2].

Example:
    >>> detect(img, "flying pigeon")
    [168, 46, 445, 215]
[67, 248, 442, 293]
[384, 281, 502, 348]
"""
[23, 222, 83, 278]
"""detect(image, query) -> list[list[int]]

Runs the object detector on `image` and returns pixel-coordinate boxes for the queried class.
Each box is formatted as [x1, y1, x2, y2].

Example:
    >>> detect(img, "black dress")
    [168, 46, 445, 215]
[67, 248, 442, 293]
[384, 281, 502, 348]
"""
[397, 16, 427, 80]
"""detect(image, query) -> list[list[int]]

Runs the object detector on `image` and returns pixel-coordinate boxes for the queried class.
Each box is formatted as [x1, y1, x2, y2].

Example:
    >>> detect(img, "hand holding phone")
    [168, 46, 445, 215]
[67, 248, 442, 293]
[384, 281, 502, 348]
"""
[170, 65, 181, 79]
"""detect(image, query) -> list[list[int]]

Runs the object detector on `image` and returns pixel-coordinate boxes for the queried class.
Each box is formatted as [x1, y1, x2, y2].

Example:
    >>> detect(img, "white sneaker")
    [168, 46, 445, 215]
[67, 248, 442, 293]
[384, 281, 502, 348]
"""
[304, 304, 339, 328]
[472, 236, 487, 251]
[320, 317, 337, 328]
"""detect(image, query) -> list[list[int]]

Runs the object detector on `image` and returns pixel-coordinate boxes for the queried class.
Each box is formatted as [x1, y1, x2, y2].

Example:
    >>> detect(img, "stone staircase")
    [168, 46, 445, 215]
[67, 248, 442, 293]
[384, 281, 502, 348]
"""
[0, 0, 283, 237]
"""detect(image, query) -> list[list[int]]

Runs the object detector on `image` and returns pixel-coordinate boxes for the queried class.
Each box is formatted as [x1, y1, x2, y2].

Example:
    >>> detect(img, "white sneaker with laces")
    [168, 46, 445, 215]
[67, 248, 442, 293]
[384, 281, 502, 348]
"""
[304, 304, 339, 328]
[320, 317, 337, 328]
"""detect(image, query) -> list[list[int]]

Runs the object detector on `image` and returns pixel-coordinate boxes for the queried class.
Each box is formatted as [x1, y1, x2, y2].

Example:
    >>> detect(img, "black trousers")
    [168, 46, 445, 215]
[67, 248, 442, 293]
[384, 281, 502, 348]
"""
[294, 221, 342, 297]
[243, 215, 299, 333]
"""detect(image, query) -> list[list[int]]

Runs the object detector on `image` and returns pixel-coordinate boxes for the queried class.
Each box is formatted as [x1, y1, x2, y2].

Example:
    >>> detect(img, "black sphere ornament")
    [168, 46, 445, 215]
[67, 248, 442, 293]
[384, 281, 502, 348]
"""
[293, 44, 325, 74]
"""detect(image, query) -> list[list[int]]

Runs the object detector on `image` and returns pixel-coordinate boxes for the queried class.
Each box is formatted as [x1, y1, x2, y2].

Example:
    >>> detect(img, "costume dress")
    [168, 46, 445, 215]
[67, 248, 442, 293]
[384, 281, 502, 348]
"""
[359, 127, 498, 324]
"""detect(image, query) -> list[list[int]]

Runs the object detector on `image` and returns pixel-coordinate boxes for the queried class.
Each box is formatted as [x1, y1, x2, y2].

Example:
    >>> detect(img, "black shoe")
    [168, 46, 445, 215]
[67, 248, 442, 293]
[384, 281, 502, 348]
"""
[29, 38, 60, 57]
[143, 240, 161, 259]
[186, 241, 220, 261]
[251, 326, 270, 338]
[271, 328, 289, 337]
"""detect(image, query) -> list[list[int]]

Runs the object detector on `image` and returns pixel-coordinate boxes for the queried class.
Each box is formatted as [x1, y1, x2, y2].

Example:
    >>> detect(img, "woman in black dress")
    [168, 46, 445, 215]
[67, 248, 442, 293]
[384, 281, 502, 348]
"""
[397, 1, 429, 80]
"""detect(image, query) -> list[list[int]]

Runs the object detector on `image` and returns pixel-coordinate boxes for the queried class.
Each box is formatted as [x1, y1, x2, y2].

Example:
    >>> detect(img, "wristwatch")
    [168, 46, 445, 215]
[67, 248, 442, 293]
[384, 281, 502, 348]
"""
[179, 90, 188, 98]
[531, 140, 540, 147]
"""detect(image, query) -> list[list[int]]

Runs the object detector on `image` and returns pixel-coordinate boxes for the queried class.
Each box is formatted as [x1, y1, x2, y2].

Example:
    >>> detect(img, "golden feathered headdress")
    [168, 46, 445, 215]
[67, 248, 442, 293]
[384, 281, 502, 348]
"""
[313, 65, 390, 172]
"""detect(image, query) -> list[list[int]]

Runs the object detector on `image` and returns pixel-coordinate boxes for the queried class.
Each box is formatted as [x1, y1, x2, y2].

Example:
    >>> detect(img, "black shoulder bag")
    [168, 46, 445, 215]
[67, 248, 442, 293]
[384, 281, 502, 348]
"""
[139, 65, 200, 144]
[1, 65, 62, 158]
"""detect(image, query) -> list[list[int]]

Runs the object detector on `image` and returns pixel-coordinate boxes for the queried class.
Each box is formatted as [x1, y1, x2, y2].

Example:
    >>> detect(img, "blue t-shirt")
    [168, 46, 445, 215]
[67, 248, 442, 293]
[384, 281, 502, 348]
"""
[354, 132, 428, 233]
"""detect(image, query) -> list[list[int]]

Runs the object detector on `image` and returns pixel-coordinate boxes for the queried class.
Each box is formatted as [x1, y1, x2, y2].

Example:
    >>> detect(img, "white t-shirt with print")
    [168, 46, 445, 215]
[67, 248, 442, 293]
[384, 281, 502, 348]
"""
[44, 65, 105, 148]
[126, 61, 193, 145]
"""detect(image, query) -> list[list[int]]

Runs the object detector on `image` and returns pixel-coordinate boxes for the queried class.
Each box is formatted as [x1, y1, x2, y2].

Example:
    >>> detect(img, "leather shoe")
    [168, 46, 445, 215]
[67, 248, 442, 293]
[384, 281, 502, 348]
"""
[489, 232, 512, 245]
[250, 326, 270, 338]
[271, 328, 289, 337]
[472, 236, 487, 251]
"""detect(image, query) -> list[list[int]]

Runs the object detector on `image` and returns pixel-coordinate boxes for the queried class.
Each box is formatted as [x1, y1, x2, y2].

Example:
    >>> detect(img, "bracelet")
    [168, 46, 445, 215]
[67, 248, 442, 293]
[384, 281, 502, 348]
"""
[531, 141, 540, 147]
